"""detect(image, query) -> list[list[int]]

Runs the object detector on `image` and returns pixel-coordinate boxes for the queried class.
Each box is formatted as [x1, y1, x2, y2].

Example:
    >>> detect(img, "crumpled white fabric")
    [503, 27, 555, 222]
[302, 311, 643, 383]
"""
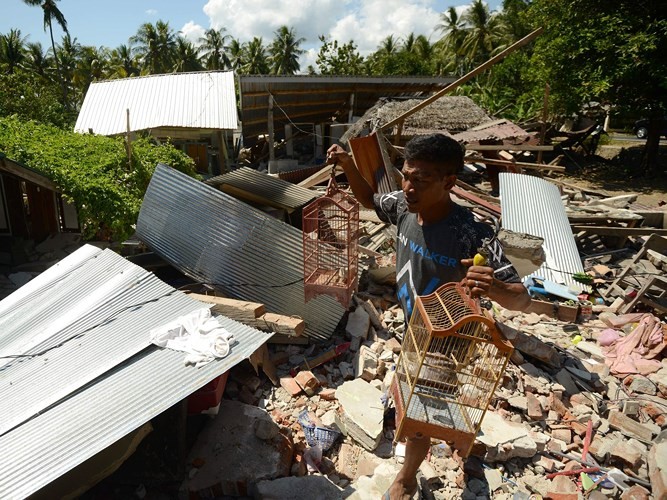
[150, 308, 236, 367]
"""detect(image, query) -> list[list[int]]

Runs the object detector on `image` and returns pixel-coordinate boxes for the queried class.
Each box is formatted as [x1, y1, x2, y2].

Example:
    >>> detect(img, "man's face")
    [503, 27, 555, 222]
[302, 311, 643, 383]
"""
[401, 159, 454, 214]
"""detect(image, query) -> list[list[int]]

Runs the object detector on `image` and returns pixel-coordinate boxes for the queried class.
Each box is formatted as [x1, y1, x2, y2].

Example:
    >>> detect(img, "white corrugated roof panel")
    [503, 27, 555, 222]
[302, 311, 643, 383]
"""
[0, 244, 270, 497]
[75, 71, 238, 135]
[499, 172, 586, 292]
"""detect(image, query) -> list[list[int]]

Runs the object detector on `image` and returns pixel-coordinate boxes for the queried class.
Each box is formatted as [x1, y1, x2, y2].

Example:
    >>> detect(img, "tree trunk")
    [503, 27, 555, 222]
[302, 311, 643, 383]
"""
[48, 18, 69, 110]
[639, 116, 663, 175]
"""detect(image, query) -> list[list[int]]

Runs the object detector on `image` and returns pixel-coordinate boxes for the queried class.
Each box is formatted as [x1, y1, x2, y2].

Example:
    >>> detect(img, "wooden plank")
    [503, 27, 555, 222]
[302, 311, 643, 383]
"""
[379, 27, 543, 132]
[0, 157, 58, 192]
[466, 144, 554, 152]
[248, 313, 305, 337]
[467, 156, 566, 172]
[297, 165, 342, 189]
[187, 293, 265, 322]
[571, 226, 667, 236]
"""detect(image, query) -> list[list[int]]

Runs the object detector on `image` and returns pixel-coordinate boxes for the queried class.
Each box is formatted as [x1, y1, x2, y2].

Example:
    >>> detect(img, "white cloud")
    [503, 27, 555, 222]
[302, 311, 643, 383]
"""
[180, 21, 206, 45]
[145, 9, 158, 16]
[191, 0, 492, 70]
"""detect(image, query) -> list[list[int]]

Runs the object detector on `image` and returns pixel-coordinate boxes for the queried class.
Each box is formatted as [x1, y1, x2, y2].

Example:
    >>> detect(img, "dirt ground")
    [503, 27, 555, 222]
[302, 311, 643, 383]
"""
[553, 141, 667, 207]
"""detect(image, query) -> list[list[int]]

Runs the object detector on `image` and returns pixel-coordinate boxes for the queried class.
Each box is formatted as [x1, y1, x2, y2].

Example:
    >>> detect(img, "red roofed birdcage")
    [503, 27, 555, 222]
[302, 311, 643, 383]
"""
[302, 168, 359, 308]
[391, 281, 513, 456]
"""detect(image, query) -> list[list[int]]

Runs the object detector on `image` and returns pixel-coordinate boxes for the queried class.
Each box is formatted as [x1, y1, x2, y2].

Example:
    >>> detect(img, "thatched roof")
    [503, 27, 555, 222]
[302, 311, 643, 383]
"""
[341, 95, 492, 143]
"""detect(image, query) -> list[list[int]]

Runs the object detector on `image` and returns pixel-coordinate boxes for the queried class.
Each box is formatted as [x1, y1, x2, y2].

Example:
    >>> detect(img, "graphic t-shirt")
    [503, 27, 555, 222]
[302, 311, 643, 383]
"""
[373, 190, 521, 321]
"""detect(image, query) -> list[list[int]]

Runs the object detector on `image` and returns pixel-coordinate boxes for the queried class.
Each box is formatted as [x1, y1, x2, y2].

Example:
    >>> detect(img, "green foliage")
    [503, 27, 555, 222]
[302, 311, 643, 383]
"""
[528, 0, 667, 116]
[0, 116, 196, 241]
[0, 72, 73, 127]
[315, 37, 365, 75]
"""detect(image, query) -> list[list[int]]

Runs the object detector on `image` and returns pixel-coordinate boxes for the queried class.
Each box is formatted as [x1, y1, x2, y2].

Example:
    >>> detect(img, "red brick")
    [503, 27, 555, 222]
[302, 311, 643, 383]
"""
[294, 370, 320, 396]
[279, 376, 302, 397]
[643, 402, 667, 427]
[610, 440, 642, 468]
[319, 388, 337, 401]
[547, 475, 578, 500]
[527, 392, 544, 420]
[620, 485, 651, 500]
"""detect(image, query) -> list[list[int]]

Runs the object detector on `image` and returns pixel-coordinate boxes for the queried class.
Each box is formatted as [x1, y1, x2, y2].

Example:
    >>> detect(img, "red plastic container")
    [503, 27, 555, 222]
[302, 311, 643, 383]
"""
[187, 371, 229, 415]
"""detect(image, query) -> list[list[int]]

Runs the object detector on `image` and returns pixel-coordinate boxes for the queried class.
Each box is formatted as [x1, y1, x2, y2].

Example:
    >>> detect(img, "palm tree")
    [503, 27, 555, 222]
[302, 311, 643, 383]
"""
[414, 35, 433, 60]
[0, 29, 28, 73]
[199, 28, 230, 70]
[22, 0, 68, 103]
[436, 6, 466, 53]
[74, 45, 110, 97]
[268, 26, 305, 75]
[109, 43, 140, 78]
[173, 36, 203, 72]
[131, 20, 176, 74]
[403, 32, 417, 53]
[241, 37, 269, 75]
[227, 38, 244, 71]
[377, 35, 400, 56]
[460, 0, 503, 65]
[24, 41, 52, 78]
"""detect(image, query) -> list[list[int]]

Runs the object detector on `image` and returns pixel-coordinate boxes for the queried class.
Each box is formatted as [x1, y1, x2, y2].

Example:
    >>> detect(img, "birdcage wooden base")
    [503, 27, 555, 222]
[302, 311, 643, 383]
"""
[391, 377, 476, 457]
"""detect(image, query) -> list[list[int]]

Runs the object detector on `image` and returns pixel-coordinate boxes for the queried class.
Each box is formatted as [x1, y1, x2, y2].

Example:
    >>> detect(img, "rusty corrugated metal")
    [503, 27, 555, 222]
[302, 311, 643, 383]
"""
[136, 164, 345, 341]
[499, 172, 586, 292]
[205, 167, 317, 211]
[75, 71, 238, 135]
[453, 119, 532, 144]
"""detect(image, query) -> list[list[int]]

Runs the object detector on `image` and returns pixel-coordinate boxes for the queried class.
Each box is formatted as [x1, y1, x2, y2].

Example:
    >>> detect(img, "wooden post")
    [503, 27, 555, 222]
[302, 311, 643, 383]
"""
[379, 27, 543, 133]
[537, 83, 550, 164]
[125, 108, 132, 171]
[217, 130, 226, 174]
[268, 95, 275, 163]
[348, 92, 355, 123]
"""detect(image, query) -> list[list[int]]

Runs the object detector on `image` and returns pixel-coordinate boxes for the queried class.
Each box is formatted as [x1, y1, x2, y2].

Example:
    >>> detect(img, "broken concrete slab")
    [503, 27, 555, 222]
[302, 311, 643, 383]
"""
[335, 379, 384, 451]
[254, 475, 343, 499]
[186, 400, 292, 497]
[648, 442, 667, 500]
[346, 307, 370, 344]
[478, 411, 537, 461]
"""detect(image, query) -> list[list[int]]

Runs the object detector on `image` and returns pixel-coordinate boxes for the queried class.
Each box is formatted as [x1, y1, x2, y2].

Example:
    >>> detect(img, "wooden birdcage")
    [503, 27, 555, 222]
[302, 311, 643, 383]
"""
[391, 281, 513, 456]
[302, 174, 359, 308]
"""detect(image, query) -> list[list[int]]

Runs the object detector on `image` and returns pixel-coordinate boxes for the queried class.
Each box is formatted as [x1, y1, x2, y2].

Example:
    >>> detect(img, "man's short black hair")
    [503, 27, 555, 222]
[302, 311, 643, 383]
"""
[403, 133, 464, 176]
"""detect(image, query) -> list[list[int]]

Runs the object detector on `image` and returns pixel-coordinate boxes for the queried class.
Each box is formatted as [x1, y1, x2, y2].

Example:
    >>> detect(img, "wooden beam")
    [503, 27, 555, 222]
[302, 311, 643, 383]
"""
[297, 164, 342, 189]
[188, 293, 265, 322]
[0, 158, 58, 192]
[189, 292, 306, 337]
[379, 27, 543, 132]
[571, 226, 667, 236]
[467, 155, 566, 172]
[466, 144, 553, 152]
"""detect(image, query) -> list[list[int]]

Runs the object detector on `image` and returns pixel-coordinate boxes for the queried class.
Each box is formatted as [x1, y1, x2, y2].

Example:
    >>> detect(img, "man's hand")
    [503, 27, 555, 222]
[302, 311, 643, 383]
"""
[326, 144, 353, 167]
[325, 143, 375, 209]
[461, 258, 494, 296]
[461, 258, 531, 311]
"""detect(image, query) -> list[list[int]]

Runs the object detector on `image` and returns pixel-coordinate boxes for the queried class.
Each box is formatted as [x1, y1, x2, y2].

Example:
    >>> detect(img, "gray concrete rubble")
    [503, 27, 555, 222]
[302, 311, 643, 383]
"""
[185, 400, 293, 497]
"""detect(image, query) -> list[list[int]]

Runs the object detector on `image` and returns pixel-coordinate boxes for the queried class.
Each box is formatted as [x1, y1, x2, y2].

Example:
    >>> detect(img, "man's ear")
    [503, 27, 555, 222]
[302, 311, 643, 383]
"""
[443, 174, 457, 190]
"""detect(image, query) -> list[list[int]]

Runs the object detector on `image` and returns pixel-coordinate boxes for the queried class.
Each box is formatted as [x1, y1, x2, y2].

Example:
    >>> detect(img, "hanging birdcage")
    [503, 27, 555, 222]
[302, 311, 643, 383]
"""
[302, 172, 359, 308]
[391, 281, 513, 456]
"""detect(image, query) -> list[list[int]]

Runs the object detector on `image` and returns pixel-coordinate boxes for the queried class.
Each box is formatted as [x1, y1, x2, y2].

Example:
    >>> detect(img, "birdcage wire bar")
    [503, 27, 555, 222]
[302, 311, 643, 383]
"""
[391, 281, 513, 456]
[302, 176, 359, 308]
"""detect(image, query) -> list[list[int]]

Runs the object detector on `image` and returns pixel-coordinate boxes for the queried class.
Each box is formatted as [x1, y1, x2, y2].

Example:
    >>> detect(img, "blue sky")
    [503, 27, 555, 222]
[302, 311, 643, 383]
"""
[3, 0, 502, 68]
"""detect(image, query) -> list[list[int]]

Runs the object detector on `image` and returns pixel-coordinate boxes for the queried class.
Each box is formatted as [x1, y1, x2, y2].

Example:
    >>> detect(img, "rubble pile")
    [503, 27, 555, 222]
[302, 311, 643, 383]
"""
[184, 259, 667, 499]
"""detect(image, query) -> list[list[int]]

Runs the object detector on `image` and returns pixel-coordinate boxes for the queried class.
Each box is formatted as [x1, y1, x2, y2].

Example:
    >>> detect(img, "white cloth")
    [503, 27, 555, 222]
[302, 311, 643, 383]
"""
[150, 308, 236, 367]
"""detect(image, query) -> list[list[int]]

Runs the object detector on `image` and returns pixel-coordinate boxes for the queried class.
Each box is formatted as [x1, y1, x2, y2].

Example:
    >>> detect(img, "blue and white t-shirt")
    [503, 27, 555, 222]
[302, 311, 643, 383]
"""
[374, 191, 520, 320]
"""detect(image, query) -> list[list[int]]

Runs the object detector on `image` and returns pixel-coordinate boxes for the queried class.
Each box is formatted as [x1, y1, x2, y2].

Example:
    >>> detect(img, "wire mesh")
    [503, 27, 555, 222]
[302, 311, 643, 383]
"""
[393, 281, 512, 456]
[302, 177, 359, 308]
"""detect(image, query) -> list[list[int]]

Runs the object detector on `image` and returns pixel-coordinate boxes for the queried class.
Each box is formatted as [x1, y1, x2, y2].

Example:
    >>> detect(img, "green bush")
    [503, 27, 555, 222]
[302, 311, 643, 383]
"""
[0, 116, 196, 241]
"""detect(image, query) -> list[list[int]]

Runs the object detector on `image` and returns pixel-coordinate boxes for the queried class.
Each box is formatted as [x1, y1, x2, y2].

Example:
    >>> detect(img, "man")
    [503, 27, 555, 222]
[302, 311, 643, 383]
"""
[327, 133, 530, 500]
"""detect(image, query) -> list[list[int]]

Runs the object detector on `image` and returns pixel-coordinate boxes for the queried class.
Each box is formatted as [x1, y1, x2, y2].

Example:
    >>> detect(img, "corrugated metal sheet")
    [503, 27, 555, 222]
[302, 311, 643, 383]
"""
[0, 245, 271, 498]
[75, 71, 238, 135]
[452, 119, 532, 144]
[205, 167, 317, 210]
[499, 173, 586, 292]
[238, 75, 454, 144]
[136, 164, 345, 341]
